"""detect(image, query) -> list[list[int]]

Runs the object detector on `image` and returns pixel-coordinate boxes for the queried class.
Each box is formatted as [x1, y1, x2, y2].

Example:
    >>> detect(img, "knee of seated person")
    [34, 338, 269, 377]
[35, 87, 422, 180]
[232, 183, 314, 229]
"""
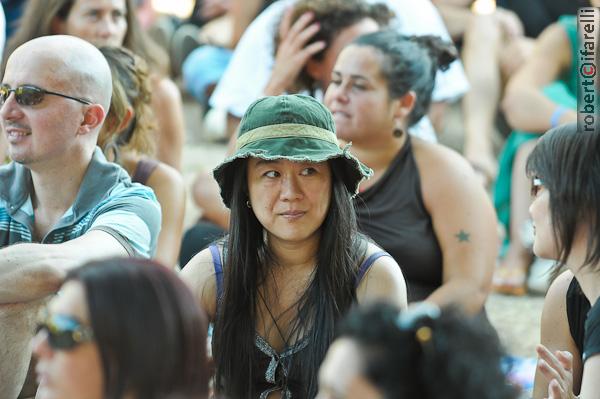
[192, 171, 222, 207]
[465, 13, 502, 44]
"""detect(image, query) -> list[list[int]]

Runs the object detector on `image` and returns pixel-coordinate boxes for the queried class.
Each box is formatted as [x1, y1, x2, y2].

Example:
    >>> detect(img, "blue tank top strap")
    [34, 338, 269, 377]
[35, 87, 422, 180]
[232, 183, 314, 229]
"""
[355, 251, 391, 288]
[209, 244, 224, 300]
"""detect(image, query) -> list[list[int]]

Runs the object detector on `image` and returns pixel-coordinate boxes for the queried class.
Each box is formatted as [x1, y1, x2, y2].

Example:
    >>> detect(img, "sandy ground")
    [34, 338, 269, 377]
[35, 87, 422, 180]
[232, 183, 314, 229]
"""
[180, 98, 545, 359]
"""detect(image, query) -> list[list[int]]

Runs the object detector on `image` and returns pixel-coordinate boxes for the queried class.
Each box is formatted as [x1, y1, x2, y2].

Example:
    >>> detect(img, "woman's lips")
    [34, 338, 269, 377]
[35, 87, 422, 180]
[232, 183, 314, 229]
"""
[279, 211, 306, 220]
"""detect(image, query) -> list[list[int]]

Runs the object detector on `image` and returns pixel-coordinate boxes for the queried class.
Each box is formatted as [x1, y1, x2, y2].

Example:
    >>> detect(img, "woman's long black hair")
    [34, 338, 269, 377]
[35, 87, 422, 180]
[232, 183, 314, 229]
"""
[212, 158, 367, 398]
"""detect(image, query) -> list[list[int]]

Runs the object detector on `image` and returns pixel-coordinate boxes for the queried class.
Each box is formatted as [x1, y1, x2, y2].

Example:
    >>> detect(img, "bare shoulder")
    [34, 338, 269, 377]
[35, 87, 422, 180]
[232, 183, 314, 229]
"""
[179, 247, 219, 320]
[146, 161, 185, 196]
[412, 138, 476, 181]
[411, 138, 480, 202]
[357, 242, 407, 309]
[544, 270, 574, 311]
[151, 76, 183, 103]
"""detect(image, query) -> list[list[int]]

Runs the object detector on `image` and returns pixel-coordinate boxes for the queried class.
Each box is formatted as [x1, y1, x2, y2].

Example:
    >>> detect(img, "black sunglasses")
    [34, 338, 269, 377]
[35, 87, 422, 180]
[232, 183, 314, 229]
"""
[36, 313, 94, 351]
[0, 84, 92, 106]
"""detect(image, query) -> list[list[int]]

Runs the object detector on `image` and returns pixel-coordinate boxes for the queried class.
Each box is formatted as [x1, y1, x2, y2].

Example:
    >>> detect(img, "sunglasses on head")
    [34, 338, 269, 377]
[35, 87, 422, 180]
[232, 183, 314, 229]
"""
[36, 313, 94, 351]
[0, 84, 92, 106]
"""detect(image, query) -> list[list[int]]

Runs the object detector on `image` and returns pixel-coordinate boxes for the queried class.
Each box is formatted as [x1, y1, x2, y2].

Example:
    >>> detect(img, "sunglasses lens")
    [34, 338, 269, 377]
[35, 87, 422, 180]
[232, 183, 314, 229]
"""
[37, 314, 90, 351]
[48, 330, 78, 350]
[0, 85, 9, 103]
[17, 86, 44, 106]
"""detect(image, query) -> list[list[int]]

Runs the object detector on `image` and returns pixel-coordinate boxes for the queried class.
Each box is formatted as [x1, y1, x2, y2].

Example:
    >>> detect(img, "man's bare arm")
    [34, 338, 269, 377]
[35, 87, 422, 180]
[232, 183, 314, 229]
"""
[0, 230, 128, 304]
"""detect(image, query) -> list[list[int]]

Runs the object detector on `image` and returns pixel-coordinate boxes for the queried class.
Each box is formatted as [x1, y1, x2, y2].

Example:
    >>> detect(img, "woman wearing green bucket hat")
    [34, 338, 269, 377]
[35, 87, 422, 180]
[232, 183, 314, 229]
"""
[181, 94, 407, 399]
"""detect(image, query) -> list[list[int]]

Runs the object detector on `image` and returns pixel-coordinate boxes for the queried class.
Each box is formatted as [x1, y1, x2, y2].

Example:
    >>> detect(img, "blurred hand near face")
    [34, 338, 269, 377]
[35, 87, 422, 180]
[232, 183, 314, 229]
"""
[264, 8, 326, 95]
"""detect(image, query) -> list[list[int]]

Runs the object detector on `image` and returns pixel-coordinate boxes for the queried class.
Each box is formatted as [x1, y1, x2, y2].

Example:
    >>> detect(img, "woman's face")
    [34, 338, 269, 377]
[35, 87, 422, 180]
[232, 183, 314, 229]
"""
[529, 180, 557, 260]
[247, 158, 332, 246]
[317, 338, 383, 399]
[324, 45, 398, 145]
[33, 281, 104, 399]
[307, 18, 379, 90]
[57, 0, 128, 47]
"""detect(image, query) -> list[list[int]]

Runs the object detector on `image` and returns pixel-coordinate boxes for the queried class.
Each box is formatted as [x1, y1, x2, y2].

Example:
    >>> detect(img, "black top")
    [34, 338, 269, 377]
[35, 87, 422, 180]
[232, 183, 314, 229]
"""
[584, 297, 600, 362]
[131, 158, 159, 186]
[567, 277, 591, 357]
[354, 136, 443, 302]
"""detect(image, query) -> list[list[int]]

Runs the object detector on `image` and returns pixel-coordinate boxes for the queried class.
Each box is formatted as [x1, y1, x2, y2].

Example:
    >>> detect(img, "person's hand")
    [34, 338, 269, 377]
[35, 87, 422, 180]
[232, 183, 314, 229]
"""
[263, 7, 326, 95]
[536, 345, 578, 399]
[493, 7, 524, 39]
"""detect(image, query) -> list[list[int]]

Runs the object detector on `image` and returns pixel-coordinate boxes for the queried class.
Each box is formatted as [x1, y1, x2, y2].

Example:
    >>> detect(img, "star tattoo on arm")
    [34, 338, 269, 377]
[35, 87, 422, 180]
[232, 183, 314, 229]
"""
[455, 230, 470, 243]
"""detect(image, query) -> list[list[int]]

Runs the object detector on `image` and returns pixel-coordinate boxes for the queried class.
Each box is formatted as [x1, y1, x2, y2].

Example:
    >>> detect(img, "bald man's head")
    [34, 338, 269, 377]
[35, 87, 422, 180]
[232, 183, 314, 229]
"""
[6, 35, 112, 113]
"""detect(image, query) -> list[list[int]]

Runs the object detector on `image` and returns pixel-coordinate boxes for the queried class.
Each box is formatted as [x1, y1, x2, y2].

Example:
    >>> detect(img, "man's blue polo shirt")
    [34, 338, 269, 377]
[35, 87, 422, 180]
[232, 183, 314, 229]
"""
[0, 148, 161, 257]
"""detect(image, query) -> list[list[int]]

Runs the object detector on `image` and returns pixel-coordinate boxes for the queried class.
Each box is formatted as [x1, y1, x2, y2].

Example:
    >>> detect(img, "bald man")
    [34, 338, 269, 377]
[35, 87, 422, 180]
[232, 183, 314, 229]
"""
[0, 36, 161, 398]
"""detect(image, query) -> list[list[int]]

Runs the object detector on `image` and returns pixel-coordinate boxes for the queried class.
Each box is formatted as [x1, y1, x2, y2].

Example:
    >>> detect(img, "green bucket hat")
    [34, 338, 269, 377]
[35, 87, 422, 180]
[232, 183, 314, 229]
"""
[213, 94, 373, 208]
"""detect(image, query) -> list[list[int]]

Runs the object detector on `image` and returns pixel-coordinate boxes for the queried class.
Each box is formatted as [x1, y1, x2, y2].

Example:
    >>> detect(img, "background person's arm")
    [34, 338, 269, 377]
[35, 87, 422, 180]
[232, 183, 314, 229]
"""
[416, 141, 497, 315]
[146, 163, 186, 268]
[152, 77, 186, 170]
[502, 22, 575, 132]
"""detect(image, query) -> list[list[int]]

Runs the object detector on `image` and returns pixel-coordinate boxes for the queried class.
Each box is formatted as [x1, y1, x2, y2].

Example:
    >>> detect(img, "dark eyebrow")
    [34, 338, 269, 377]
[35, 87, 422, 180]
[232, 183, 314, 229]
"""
[254, 159, 281, 166]
[331, 71, 370, 83]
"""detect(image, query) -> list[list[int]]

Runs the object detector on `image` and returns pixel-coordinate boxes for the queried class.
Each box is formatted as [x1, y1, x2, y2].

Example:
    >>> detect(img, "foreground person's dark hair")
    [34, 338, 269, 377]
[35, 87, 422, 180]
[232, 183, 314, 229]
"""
[66, 258, 209, 399]
[337, 302, 519, 399]
[526, 123, 600, 269]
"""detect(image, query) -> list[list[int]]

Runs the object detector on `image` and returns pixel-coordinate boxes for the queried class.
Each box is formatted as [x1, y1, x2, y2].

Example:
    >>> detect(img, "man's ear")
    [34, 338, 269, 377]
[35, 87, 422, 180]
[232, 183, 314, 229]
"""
[393, 91, 417, 121]
[77, 104, 106, 137]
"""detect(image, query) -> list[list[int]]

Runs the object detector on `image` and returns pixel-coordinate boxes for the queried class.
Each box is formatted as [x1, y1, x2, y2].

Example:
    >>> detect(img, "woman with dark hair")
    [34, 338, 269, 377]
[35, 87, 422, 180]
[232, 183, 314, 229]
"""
[181, 94, 407, 398]
[524, 124, 600, 398]
[324, 30, 498, 313]
[4, 0, 186, 170]
[318, 302, 519, 399]
[32, 257, 210, 399]
[493, 0, 600, 295]
[99, 46, 185, 268]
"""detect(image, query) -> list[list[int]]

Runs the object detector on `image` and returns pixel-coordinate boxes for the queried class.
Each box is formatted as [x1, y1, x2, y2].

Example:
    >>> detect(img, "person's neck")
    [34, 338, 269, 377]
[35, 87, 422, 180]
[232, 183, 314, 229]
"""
[268, 233, 321, 272]
[30, 153, 90, 219]
[350, 134, 407, 189]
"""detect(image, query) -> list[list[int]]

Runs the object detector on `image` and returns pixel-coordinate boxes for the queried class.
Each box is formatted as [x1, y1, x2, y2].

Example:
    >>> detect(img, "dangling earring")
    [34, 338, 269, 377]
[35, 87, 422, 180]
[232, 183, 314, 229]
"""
[246, 200, 252, 209]
[393, 127, 405, 138]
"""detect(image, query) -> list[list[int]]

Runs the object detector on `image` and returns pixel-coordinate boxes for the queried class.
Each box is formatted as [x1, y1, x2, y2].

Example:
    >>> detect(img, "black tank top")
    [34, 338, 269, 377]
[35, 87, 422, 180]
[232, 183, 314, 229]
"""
[131, 158, 159, 185]
[567, 277, 591, 356]
[354, 135, 443, 302]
